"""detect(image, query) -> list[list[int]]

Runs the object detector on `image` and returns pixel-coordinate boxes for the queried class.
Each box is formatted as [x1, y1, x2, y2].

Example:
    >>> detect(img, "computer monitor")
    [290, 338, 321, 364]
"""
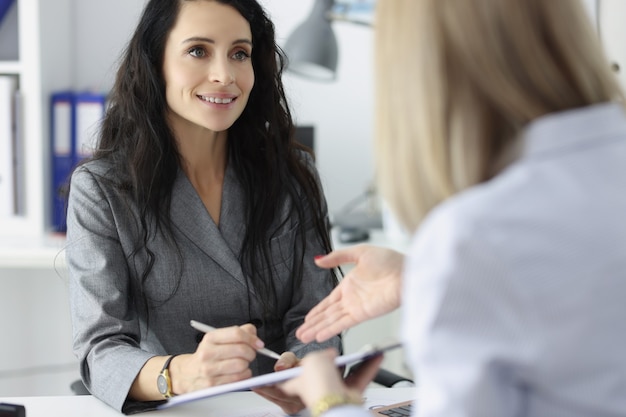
[294, 125, 315, 154]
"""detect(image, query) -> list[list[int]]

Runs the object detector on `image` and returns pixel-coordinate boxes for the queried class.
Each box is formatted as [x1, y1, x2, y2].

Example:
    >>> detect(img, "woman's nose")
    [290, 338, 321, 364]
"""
[209, 58, 235, 85]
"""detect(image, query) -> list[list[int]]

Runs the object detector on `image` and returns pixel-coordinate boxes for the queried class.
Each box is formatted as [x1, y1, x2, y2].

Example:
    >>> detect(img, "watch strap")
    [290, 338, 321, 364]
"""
[158, 354, 178, 399]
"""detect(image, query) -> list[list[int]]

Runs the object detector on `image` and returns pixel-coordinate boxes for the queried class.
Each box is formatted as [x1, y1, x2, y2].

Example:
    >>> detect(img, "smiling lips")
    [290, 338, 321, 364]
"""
[198, 95, 235, 104]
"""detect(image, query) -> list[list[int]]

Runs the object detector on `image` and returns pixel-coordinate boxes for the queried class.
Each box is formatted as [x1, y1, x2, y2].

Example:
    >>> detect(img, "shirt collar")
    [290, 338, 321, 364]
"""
[521, 102, 626, 157]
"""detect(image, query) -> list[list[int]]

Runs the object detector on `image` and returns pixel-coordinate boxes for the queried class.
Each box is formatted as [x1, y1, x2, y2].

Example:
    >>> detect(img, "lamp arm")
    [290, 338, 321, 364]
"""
[327, 1, 375, 27]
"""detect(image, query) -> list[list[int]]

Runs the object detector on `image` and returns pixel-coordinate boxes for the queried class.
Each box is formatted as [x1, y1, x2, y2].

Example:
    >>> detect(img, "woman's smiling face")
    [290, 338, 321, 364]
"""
[162, 0, 255, 135]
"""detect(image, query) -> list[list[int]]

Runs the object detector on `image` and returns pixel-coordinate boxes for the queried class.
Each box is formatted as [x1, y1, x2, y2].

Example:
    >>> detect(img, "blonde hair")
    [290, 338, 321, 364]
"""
[375, 0, 624, 232]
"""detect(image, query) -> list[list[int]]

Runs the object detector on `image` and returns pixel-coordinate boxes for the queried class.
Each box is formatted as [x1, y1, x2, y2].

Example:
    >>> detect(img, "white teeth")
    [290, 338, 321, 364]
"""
[200, 96, 233, 104]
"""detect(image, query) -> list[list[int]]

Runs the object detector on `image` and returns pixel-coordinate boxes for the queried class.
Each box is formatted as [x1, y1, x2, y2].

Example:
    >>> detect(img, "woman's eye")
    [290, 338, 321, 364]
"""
[188, 46, 206, 58]
[232, 50, 250, 61]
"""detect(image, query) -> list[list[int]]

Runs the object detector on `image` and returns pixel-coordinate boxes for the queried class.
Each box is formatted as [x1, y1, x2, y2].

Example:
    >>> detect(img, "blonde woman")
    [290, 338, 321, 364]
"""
[280, 0, 626, 416]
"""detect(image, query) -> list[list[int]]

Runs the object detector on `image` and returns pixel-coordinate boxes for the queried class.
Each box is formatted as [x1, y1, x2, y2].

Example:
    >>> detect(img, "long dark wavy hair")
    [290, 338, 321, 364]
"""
[74, 0, 338, 320]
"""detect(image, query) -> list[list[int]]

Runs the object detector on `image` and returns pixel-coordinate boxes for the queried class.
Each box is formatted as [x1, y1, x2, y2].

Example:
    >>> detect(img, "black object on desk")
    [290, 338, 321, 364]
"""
[0, 403, 26, 417]
[338, 227, 370, 244]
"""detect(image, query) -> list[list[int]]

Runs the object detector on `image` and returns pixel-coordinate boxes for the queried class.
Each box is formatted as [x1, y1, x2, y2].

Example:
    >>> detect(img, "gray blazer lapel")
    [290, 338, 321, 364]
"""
[170, 168, 249, 289]
[217, 162, 247, 257]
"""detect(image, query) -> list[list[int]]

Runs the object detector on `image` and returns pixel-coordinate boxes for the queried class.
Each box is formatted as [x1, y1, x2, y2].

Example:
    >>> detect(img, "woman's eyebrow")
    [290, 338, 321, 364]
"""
[182, 36, 253, 46]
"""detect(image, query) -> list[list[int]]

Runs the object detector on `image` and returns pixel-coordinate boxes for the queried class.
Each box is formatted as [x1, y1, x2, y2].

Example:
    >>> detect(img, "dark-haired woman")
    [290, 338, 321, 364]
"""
[65, 0, 340, 413]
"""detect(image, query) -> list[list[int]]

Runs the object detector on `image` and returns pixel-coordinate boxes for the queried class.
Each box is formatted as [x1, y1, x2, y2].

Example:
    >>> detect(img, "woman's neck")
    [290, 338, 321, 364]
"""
[174, 125, 229, 225]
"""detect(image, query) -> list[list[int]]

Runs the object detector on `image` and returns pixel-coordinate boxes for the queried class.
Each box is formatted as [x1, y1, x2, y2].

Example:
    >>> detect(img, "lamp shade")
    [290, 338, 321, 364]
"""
[284, 0, 338, 81]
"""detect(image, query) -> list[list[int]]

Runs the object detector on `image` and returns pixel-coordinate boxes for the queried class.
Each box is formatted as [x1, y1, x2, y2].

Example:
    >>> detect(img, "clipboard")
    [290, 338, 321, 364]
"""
[158, 340, 402, 410]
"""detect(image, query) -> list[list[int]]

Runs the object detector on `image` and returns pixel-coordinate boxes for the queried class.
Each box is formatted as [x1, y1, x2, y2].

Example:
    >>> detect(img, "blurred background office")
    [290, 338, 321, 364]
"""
[0, 0, 623, 397]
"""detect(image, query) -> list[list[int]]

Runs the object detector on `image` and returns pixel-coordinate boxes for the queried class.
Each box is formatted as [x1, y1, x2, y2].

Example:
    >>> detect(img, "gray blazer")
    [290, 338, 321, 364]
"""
[66, 155, 340, 412]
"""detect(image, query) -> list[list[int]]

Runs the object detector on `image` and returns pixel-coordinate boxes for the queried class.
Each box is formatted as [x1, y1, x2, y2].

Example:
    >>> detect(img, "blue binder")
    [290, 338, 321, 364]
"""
[50, 91, 106, 233]
[50, 92, 75, 233]
[0, 0, 15, 25]
[50, 90, 106, 233]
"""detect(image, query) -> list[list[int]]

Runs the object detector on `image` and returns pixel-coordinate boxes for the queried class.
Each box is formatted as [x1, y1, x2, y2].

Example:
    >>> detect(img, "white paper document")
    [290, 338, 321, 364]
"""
[158, 340, 402, 410]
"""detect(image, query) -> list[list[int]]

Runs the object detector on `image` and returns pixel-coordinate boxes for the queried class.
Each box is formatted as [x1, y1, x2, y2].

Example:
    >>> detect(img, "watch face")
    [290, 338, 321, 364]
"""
[157, 374, 168, 395]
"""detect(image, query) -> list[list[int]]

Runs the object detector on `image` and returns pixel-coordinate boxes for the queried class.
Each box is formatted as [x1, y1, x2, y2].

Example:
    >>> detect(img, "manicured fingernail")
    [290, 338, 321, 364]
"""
[314, 255, 325, 260]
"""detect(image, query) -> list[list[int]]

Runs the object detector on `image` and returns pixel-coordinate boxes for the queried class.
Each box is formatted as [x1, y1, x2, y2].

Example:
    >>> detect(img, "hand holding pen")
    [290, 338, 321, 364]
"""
[190, 320, 282, 360]
[165, 320, 281, 396]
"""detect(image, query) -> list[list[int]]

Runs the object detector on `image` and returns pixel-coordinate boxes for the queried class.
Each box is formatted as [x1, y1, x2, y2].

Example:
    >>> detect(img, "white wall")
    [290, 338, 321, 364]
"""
[263, 0, 375, 216]
[73, 0, 146, 92]
[598, 0, 626, 90]
[575, 0, 625, 90]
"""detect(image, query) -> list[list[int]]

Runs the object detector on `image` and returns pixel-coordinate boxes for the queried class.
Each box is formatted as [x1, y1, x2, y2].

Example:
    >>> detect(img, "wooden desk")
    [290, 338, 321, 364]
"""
[0, 387, 416, 417]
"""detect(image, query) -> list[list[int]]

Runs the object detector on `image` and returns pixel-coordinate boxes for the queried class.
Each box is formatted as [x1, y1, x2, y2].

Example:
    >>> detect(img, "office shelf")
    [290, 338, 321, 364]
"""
[0, 60, 21, 73]
[0, 0, 73, 241]
[0, 235, 67, 269]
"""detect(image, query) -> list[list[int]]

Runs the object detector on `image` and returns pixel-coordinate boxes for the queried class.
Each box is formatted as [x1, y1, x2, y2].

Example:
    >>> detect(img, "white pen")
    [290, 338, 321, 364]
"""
[190, 320, 282, 361]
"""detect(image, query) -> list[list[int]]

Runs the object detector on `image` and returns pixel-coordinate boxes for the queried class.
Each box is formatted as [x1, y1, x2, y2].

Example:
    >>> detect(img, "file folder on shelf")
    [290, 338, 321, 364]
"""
[74, 91, 106, 164]
[0, 0, 15, 26]
[0, 74, 18, 218]
[50, 91, 74, 232]
[12, 89, 23, 215]
[50, 90, 106, 232]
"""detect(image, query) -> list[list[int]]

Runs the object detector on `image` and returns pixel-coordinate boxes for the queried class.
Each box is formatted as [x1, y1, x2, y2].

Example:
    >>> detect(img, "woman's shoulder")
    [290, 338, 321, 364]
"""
[74, 156, 105, 171]
[70, 158, 126, 192]
[293, 148, 316, 171]
[412, 181, 512, 257]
